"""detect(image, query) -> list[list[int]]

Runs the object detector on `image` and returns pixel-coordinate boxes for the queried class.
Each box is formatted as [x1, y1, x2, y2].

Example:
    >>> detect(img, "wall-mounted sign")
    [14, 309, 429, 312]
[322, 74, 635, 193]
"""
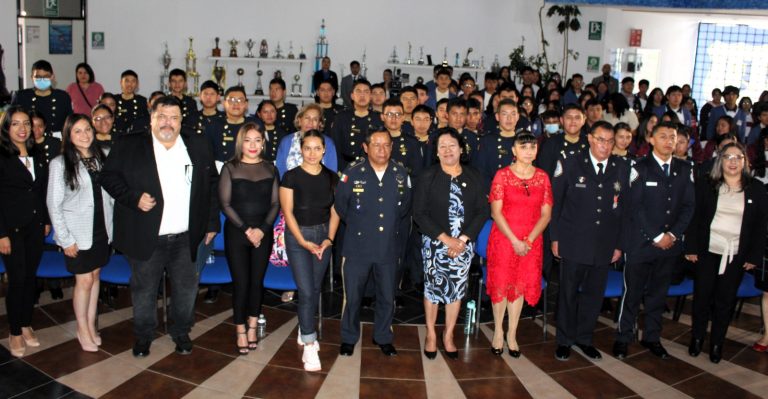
[589, 21, 603, 40]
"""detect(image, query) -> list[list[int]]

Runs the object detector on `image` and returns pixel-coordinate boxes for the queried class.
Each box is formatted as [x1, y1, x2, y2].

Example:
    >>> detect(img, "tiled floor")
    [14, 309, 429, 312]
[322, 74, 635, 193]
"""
[1, 272, 767, 398]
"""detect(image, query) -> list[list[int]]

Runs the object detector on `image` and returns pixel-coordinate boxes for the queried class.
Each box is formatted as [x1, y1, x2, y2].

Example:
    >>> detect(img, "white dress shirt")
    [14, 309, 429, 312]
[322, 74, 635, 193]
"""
[152, 134, 192, 235]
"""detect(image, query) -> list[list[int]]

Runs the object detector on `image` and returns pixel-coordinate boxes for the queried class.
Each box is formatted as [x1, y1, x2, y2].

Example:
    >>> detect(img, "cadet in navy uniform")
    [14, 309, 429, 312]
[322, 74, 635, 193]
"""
[190, 80, 225, 135]
[256, 100, 283, 162]
[536, 104, 589, 177]
[11, 60, 72, 135]
[114, 70, 149, 133]
[269, 78, 298, 135]
[551, 121, 630, 361]
[331, 79, 382, 170]
[204, 87, 260, 163]
[168, 69, 200, 129]
[446, 98, 479, 163]
[335, 131, 412, 357]
[382, 99, 423, 176]
[613, 121, 695, 360]
[316, 80, 344, 137]
[473, 99, 519, 186]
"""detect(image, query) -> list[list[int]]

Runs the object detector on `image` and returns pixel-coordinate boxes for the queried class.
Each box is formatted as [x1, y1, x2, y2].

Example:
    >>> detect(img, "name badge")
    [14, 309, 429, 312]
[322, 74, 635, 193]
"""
[223, 136, 234, 141]
[575, 183, 586, 188]
[646, 181, 658, 187]
[353, 188, 364, 193]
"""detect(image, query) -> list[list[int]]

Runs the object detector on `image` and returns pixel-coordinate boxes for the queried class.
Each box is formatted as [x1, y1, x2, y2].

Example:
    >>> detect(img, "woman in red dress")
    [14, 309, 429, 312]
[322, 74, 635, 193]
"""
[487, 132, 552, 357]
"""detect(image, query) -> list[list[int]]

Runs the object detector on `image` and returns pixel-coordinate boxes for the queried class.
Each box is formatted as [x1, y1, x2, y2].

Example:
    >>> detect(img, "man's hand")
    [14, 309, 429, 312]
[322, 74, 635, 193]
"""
[611, 249, 622, 263]
[138, 193, 156, 212]
[653, 233, 675, 250]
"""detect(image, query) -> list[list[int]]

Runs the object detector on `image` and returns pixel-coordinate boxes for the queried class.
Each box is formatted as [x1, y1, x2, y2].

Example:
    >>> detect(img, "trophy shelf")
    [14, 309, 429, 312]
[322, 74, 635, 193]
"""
[208, 57, 307, 65]
[389, 63, 483, 84]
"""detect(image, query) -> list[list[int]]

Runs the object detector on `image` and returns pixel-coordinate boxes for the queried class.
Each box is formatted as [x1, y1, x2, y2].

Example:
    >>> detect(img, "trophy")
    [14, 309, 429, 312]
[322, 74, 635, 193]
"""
[389, 46, 399, 64]
[491, 55, 501, 73]
[416, 76, 424, 84]
[161, 42, 171, 93]
[405, 42, 413, 65]
[245, 39, 255, 58]
[228, 38, 239, 57]
[274, 42, 283, 59]
[212, 61, 225, 91]
[478, 56, 484, 69]
[454, 53, 460, 67]
[274, 70, 283, 80]
[185, 37, 200, 95]
[291, 74, 302, 96]
[418, 46, 425, 65]
[259, 39, 269, 58]
[212, 37, 221, 57]
[299, 46, 307, 60]
[287, 41, 295, 59]
[236, 68, 245, 87]
[361, 48, 368, 79]
[254, 65, 264, 95]
[442, 47, 448, 66]
[462, 47, 473, 67]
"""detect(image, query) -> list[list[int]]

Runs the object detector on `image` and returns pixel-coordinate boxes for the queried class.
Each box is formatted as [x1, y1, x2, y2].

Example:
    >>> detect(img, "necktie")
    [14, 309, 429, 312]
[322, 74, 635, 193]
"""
[662, 163, 669, 176]
[597, 162, 604, 176]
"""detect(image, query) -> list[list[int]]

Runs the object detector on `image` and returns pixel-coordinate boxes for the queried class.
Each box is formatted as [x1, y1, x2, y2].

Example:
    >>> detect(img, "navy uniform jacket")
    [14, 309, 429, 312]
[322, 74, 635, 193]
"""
[189, 110, 225, 135]
[176, 94, 200, 129]
[389, 133, 424, 176]
[624, 155, 695, 262]
[334, 159, 412, 263]
[35, 135, 62, 165]
[322, 104, 345, 137]
[115, 94, 149, 133]
[459, 128, 480, 163]
[11, 88, 72, 134]
[536, 133, 589, 177]
[331, 109, 383, 169]
[264, 127, 289, 163]
[550, 152, 631, 265]
[203, 117, 261, 162]
[472, 133, 516, 186]
[274, 102, 298, 135]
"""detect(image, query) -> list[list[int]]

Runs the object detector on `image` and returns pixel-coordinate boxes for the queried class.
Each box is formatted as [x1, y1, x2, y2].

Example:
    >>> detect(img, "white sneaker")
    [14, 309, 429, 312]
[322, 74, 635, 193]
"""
[302, 341, 321, 372]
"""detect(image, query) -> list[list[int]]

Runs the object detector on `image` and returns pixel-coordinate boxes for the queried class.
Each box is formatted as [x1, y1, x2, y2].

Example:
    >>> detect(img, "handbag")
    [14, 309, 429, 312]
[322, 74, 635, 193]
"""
[269, 211, 289, 266]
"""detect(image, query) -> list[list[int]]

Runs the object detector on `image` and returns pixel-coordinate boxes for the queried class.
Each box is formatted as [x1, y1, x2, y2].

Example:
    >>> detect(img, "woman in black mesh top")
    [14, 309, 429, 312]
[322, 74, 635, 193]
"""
[219, 122, 280, 354]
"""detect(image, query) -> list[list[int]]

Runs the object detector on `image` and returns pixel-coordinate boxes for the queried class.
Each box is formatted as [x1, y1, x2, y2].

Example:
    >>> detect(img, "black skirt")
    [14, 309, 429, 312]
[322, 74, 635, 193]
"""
[65, 175, 110, 274]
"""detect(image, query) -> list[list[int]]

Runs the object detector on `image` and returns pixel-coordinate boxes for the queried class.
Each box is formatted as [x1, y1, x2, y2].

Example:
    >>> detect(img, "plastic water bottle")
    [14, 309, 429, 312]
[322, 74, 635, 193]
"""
[206, 253, 215, 264]
[256, 314, 267, 338]
[464, 300, 476, 334]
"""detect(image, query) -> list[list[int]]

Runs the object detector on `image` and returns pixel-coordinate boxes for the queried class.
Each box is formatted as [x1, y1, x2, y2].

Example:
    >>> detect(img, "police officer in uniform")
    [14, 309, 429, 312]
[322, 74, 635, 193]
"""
[268, 78, 298, 135]
[551, 121, 630, 361]
[11, 60, 72, 136]
[168, 69, 200, 129]
[613, 121, 695, 360]
[335, 131, 412, 357]
[473, 99, 519, 186]
[115, 70, 149, 133]
[204, 86, 260, 163]
[331, 79, 382, 170]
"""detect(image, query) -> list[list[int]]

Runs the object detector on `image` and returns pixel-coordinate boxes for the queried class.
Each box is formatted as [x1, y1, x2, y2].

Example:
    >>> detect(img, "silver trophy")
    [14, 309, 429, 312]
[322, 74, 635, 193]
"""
[236, 68, 245, 87]
[291, 74, 302, 96]
[161, 42, 171, 93]
[491, 55, 501, 73]
[442, 47, 448, 66]
[454, 53, 460, 67]
[254, 62, 264, 95]
[462, 47, 473, 67]
[228, 38, 239, 58]
[389, 46, 399, 64]
[418, 46, 425, 65]
[274, 42, 283, 59]
[212, 61, 225, 90]
[287, 41, 295, 59]
[245, 39, 255, 58]
[259, 39, 268, 58]
[299, 46, 307, 59]
[405, 42, 413, 65]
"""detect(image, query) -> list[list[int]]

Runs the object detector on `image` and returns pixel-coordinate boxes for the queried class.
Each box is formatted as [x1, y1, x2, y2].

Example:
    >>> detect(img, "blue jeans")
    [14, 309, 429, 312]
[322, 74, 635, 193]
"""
[285, 223, 330, 343]
[126, 232, 199, 341]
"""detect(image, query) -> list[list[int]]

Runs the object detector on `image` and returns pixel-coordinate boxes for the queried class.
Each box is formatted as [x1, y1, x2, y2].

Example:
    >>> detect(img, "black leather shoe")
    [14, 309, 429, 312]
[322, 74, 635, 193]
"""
[50, 287, 64, 300]
[173, 334, 193, 355]
[377, 343, 398, 356]
[613, 341, 628, 359]
[424, 350, 437, 360]
[491, 347, 503, 356]
[555, 345, 571, 361]
[575, 344, 602, 360]
[395, 296, 406, 309]
[339, 343, 355, 356]
[640, 340, 669, 359]
[688, 338, 703, 357]
[203, 288, 219, 304]
[710, 344, 722, 364]
[361, 297, 374, 309]
[132, 339, 151, 358]
[508, 349, 521, 358]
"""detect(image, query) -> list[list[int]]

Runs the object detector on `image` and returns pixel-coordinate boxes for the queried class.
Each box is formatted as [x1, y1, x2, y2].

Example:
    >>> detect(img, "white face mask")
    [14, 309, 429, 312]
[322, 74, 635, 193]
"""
[544, 123, 560, 134]
[34, 78, 52, 91]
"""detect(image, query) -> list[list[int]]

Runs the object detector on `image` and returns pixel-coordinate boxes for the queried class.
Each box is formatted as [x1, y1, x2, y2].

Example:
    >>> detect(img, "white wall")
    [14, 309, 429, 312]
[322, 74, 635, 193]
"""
[1, 0, 19, 92]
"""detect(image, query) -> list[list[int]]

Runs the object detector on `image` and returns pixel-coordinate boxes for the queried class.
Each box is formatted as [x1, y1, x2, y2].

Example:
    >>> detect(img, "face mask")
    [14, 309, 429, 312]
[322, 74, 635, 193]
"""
[544, 123, 560, 134]
[34, 78, 52, 91]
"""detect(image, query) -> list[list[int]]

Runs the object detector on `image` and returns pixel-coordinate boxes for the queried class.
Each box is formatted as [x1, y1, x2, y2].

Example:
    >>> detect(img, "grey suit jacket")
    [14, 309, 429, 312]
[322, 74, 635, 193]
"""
[47, 155, 114, 250]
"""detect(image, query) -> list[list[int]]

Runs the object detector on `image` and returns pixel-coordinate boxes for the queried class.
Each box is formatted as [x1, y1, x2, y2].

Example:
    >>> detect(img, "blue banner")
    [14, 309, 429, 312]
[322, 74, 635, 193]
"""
[569, 1, 767, 10]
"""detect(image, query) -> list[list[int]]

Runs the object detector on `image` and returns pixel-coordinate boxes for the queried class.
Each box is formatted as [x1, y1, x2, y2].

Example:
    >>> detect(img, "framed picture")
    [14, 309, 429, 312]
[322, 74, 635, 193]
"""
[92, 32, 105, 49]
[587, 56, 600, 72]
[49, 21, 72, 54]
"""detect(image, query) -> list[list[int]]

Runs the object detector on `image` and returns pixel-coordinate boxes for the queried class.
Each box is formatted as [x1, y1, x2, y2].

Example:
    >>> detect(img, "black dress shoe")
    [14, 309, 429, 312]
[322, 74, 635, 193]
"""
[133, 339, 151, 358]
[378, 343, 398, 356]
[203, 288, 219, 304]
[491, 347, 503, 356]
[640, 340, 669, 359]
[555, 345, 571, 361]
[575, 344, 602, 360]
[361, 297, 374, 309]
[50, 287, 64, 300]
[444, 350, 458, 359]
[173, 334, 193, 355]
[613, 341, 628, 359]
[688, 337, 703, 357]
[339, 343, 355, 356]
[395, 296, 406, 309]
[508, 349, 521, 358]
[424, 350, 437, 360]
[709, 344, 722, 364]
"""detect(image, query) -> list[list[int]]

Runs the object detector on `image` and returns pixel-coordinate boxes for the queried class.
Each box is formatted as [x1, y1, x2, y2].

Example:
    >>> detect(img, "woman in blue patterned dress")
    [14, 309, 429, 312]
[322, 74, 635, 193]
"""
[414, 128, 489, 360]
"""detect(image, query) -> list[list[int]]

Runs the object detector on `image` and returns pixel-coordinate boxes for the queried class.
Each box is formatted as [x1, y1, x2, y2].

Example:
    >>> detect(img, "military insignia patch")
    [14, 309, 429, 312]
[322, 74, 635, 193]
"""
[339, 173, 349, 183]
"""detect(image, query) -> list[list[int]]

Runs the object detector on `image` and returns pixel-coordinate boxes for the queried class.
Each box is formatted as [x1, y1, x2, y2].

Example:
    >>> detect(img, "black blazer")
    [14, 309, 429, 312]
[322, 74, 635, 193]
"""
[100, 132, 220, 261]
[312, 70, 339, 93]
[685, 178, 768, 266]
[0, 151, 49, 237]
[413, 164, 489, 243]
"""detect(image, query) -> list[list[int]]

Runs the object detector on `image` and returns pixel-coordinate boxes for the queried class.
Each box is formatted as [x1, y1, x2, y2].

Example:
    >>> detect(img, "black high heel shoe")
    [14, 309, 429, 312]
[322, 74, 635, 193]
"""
[508, 348, 521, 358]
[491, 347, 503, 356]
[424, 349, 437, 360]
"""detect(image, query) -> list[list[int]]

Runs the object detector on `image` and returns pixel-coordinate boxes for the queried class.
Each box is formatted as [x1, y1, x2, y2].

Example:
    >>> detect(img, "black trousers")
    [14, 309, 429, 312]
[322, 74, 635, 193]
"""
[341, 256, 396, 344]
[616, 255, 677, 343]
[556, 259, 610, 346]
[224, 222, 272, 325]
[692, 252, 745, 346]
[1, 223, 44, 336]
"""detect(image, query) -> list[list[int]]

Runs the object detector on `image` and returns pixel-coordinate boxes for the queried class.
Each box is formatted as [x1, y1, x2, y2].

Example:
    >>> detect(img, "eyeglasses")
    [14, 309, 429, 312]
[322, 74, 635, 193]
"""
[723, 154, 745, 162]
[384, 112, 403, 119]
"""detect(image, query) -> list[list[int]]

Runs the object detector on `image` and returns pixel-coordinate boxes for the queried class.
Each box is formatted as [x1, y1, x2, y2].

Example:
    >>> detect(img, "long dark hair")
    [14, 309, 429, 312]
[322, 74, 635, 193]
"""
[607, 92, 630, 118]
[0, 106, 33, 157]
[61, 114, 105, 189]
[75, 62, 95, 84]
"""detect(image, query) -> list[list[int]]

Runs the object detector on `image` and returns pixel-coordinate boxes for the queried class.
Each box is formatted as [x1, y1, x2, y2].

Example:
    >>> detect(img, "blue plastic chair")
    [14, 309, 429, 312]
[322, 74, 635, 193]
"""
[44, 228, 57, 247]
[0, 257, 5, 274]
[213, 212, 226, 252]
[99, 254, 132, 285]
[475, 219, 548, 340]
[199, 257, 232, 285]
[734, 272, 763, 320]
[36, 251, 72, 278]
[667, 277, 694, 321]
[604, 270, 625, 298]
